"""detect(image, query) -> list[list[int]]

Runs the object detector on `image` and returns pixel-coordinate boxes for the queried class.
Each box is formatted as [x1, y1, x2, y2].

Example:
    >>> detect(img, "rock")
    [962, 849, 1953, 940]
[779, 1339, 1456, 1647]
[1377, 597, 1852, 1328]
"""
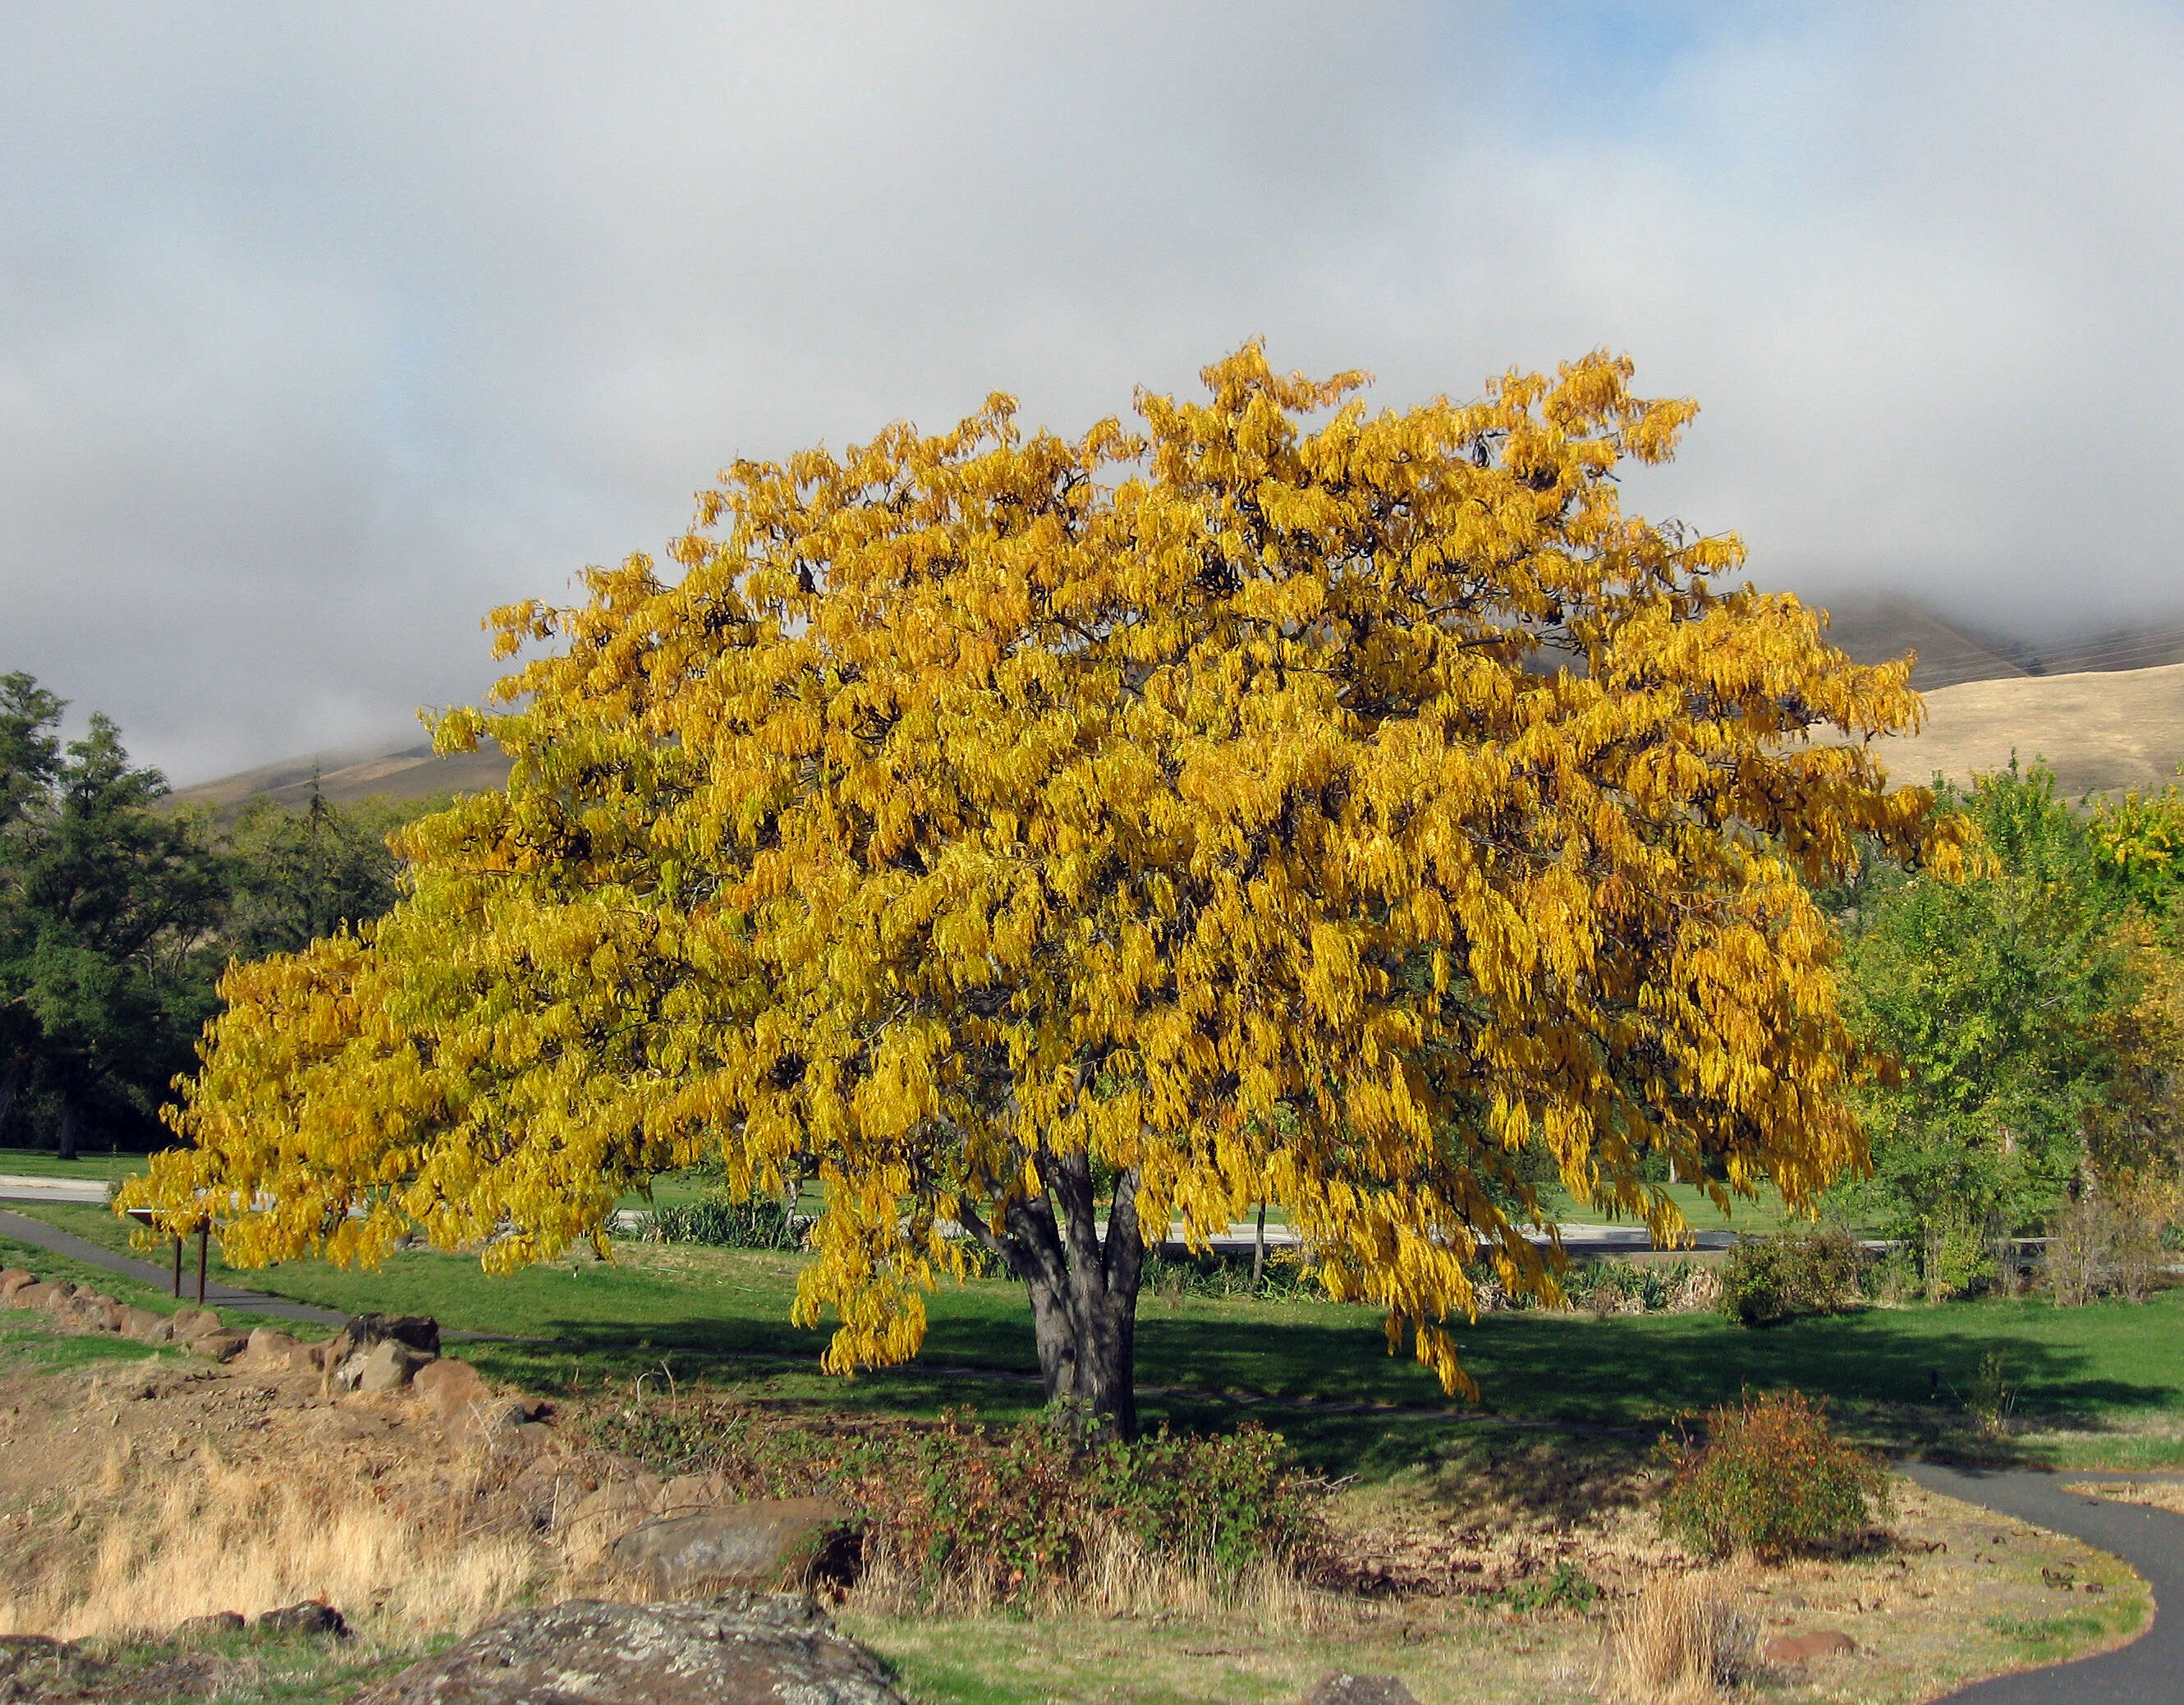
[174, 1611, 246, 1638]
[243, 1326, 301, 1370]
[1302, 1675, 1422, 1705]
[411, 1354, 489, 1425]
[356, 1339, 432, 1393]
[655, 1472, 733, 1515]
[347, 1593, 907, 1705]
[559, 1478, 665, 1567]
[169, 1307, 224, 1341]
[187, 1329, 250, 1363]
[19, 1281, 74, 1313]
[0, 1269, 33, 1301]
[75, 1295, 125, 1332]
[607, 1500, 856, 1597]
[1762, 1629, 1858, 1665]
[341, 1312, 442, 1358]
[0, 1634, 112, 1698]
[121, 1306, 175, 1344]
[255, 1601, 351, 1638]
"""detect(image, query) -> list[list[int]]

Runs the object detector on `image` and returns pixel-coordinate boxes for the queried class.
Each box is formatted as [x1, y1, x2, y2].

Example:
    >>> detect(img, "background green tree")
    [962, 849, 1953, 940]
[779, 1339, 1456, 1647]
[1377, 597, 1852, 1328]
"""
[220, 781, 414, 959]
[0, 675, 227, 1156]
[1828, 763, 2146, 1294]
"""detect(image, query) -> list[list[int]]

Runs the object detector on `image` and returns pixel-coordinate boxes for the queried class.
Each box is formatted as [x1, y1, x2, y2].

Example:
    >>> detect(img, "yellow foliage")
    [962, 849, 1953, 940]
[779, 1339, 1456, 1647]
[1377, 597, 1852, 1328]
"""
[122, 345, 1949, 1399]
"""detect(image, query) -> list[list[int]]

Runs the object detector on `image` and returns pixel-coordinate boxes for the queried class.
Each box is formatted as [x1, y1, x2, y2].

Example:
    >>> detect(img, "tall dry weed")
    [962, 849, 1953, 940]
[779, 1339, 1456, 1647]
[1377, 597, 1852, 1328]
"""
[846, 1519, 1328, 1629]
[0, 1441, 543, 1643]
[1599, 1569, 1755, 1703]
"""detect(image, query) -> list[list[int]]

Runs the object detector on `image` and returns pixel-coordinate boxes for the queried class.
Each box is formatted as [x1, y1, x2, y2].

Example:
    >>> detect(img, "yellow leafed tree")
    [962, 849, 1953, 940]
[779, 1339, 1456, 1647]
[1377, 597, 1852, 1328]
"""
[122, 345, 1952, 1436]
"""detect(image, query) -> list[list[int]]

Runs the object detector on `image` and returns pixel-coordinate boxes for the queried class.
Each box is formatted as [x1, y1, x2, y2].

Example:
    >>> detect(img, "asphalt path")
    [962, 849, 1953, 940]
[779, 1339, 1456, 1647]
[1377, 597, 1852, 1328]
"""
[1905, 1463, 2183, 1703]
[0, 1206, 349, 1326]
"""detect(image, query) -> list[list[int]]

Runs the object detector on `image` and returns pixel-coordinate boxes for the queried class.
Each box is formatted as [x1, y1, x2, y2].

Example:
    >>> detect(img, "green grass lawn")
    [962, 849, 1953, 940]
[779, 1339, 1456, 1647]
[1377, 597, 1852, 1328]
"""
[10, 1197, 2177, 1472]
[1539, 1179, 1805, 1234]
[0, 1149, 151, 1184]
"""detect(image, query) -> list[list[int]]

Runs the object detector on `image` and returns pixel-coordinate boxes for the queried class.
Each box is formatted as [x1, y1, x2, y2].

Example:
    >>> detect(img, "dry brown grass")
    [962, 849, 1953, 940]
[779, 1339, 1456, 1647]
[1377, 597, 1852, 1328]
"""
[842, 1519, 1330, 1625]
[1597, 1570, 1755, 1704]
[0, 1438, 544, 1643]
[2064, 1478, 2184, 1514]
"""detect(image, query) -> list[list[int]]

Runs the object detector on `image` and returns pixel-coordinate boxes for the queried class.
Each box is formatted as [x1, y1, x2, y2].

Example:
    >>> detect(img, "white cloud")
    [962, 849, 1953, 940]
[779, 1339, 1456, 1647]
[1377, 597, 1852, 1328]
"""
[3, 1, 2180, 779]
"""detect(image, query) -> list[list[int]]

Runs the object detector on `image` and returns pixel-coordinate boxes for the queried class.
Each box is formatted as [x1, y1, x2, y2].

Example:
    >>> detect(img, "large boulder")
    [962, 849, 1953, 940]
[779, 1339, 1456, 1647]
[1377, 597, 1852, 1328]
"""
[340, 1312, 441, 1358]
[0, 1269, 36, 1302]
[243, 1326, 301, 1370]
[169, 1307, 224, 1341]
[360, 1339, 432, 1394]
[20, 1281, 76, 1314]
[188, 1329, 250, 1363]
[607, 1500, 855, 1598]
[120, 1306, 175, 1344]
[559, 1478, 666, 1569]
[411, 1355, 489, 1426]
[347, 1594, 907, 1705]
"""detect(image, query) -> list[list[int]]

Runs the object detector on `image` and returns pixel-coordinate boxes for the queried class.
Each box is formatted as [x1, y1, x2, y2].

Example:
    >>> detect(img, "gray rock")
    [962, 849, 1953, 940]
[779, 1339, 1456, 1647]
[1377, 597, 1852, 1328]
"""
[347, 1594, 906, 1705]
[187, 1329, 250, 1363]
[607, 1500, 855, 1597]
[174, 1611, 245, 1638]
[121, 1306, 175, 1344]
[1302, 1674, 1421, 1705]
[340, 1312, 442, 1357]
[356, 1339, 432, 1393]
[255, 1601, 350, 1638]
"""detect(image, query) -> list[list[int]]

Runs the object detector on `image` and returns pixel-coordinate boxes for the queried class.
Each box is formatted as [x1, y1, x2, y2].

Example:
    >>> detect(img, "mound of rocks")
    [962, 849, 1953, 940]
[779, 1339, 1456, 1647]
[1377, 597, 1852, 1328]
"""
[350, 1593, 906, 1705]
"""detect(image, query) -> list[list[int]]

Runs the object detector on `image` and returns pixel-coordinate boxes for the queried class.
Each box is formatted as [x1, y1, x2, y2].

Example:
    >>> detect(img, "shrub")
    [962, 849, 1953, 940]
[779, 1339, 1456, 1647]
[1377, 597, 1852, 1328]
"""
[1716, 1228, 1864, 1326]
[1658, 1390, 1888, 1560]
[633, 1190, 804, 1250]
[582, 1396, 1324, 1607]
[2042, 1180, 2181, 1306]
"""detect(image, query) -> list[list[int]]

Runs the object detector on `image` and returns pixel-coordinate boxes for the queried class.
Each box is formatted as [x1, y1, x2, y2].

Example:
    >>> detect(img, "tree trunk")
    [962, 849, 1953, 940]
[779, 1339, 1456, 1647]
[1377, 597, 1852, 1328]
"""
[1252, 1200, 1268, 1292]
[54, 1096, 78, 1163]
[0, 1058, 21, 1136]
[976, 1147, 1146, 1441]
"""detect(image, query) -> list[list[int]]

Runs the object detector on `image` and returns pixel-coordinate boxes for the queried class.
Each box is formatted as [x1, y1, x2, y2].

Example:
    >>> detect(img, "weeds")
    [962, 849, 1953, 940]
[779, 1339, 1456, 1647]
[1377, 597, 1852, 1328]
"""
[583, 1396, 1326, 1611]
[1600, 1570, 1754, 1702]
[0, 1440, 543, 1643]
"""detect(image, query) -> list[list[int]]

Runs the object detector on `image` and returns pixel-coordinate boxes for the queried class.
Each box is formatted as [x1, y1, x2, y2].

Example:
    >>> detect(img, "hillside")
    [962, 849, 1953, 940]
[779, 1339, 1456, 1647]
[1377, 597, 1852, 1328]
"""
[167, 742, 514, 810]
[1857, 660, 2184, 799]
[167, 600, 2184, 811]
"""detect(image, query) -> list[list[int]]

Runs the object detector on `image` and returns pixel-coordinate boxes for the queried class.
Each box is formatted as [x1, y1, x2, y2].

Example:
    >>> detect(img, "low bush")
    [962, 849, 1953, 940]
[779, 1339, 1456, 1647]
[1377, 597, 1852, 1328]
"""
[1716, 1228, 1865, 1326]
[2042, 1181, 2180, 1306]
[1658, 1390, 1888, 1561]
[582, 1397, 1325, 1608]
[632, 1191, 804, 1251]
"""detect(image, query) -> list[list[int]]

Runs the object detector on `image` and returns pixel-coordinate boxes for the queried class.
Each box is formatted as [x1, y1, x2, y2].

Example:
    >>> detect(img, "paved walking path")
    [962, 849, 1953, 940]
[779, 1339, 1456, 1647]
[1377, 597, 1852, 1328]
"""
[0, 1174, 111, 1205]
[0, 1206, 350, 1326]
[1906, 1463, 2184, 1703]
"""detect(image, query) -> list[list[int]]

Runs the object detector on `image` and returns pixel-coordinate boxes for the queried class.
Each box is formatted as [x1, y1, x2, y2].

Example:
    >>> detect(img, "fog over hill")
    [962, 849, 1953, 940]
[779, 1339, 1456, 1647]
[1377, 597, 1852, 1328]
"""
[177, 597, 2184, 812]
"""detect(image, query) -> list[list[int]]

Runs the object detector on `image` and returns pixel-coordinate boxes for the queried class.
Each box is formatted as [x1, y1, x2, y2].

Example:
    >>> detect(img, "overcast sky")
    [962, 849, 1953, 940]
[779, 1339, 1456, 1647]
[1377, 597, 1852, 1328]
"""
[6, 2, 2182, 784]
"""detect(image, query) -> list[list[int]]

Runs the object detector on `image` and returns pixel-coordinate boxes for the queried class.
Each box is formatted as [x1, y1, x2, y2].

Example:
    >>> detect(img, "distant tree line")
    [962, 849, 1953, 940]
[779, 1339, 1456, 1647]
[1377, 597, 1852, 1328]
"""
[0, 672, 427, 1158]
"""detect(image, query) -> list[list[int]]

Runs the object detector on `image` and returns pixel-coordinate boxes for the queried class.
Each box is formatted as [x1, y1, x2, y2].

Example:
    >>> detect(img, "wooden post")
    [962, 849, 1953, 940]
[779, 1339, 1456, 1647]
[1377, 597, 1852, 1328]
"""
[172, 1234, 182, 1298]
[195, 1223, 209, 1306]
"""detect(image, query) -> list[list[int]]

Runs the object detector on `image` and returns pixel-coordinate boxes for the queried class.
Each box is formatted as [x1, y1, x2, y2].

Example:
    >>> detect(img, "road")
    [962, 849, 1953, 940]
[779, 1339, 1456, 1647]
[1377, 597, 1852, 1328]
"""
[1906, 1464, 2182, 1703]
